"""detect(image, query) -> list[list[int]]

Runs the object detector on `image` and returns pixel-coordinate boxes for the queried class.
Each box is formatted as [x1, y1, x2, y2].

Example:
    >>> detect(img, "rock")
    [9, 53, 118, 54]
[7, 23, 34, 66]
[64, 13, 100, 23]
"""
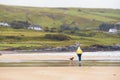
[83, 44, 120, 52]
[67, 45, 77, 51]
[15, 44, 120, 52]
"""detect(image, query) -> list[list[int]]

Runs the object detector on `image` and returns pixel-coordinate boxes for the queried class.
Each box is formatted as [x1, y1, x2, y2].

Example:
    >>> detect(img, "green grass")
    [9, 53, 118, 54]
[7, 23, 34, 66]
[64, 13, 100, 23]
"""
[0, 27, 120, 50]
[0, 5, 120, 50]
[0, 5, 120, 29]
[66, 10, 117, 22]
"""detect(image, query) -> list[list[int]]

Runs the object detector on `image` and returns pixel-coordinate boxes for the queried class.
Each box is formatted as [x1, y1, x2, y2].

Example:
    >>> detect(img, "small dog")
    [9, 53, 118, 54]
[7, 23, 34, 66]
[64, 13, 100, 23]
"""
[69, 57, 74, 60]
[69, 57, 74, 66]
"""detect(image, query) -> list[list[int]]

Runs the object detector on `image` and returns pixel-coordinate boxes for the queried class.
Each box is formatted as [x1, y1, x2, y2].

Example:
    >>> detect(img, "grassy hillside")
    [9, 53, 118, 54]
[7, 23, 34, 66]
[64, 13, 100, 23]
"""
[0, 27, 120, 50]
[0, 5, 120, 50]
[0, 5, 120, 29]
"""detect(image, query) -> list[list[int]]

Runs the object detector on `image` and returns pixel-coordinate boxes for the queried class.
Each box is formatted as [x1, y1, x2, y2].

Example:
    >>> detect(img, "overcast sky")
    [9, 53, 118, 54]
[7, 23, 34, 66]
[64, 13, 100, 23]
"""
[0, 0, 120, 9]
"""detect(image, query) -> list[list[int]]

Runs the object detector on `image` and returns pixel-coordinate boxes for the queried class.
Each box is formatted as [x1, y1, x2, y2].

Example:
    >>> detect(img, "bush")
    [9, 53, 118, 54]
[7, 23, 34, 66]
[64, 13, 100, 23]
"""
[44, 33, 71, 41]
[5, 36, 22, 40]
[76, 32, 95, 37]
[10, 21, 30, 29]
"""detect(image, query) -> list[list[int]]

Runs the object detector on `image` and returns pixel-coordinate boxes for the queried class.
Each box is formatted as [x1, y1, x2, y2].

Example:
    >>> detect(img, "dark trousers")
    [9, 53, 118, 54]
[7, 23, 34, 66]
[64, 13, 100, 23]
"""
[77, 54, 82, 61]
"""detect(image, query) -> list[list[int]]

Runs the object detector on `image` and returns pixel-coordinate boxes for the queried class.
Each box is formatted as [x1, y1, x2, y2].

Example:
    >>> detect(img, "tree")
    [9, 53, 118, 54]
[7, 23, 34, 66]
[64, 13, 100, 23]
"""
[99, 23, 115, 31]
[44, 27, 50, 32]
[50, 27, 57, 32]
[71, 27, 80, 34]
[60, 23, 70, 31]
[10, 21, 30, 29]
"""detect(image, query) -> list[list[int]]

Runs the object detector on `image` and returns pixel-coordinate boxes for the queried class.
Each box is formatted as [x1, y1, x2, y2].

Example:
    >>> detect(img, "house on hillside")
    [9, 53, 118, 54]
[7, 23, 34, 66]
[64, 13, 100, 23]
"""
[109, 22, 120, 33]
[109, 28, 117, 33]
[99, 22, 120, 32]
[28, 25, 43, 31]
[0, 22, 10, 27]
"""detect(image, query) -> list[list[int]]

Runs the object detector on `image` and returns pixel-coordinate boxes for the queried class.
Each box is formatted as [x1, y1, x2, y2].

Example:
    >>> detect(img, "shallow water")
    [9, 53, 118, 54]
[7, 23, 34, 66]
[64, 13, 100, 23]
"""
[0, 60, 120, 67]
[0, 51, 120, 67]
[3, 51, 120, 56]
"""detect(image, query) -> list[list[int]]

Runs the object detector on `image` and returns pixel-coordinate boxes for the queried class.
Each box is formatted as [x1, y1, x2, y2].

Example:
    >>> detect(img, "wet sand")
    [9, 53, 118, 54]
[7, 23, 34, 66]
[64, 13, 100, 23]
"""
[0, 52, 120, 66]
[0, 67, 120, 80]
[0, 53, 120, 61]
[0, 52, 120, 80]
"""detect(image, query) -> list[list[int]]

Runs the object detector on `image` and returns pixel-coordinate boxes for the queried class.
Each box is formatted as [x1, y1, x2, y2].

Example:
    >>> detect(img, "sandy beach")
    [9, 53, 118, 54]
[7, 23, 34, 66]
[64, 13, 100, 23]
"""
[0, 67, 120, 80]
[0, 51, 120, 80]
[0, 51, 120, 66]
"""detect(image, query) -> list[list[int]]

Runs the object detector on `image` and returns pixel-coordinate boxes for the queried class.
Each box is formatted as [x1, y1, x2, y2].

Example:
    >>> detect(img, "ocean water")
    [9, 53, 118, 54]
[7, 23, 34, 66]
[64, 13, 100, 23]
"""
[6, 51, 120, 56]
[0, 51, 120, 66]
[82, 51, 120, 56]
[1, 51, 120, 61]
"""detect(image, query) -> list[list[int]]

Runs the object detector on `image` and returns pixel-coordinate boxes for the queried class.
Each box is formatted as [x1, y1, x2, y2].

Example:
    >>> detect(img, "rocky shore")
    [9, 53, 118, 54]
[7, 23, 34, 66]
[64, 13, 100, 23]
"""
[83, 44, 120, 52]
[16, 44, 120, 52]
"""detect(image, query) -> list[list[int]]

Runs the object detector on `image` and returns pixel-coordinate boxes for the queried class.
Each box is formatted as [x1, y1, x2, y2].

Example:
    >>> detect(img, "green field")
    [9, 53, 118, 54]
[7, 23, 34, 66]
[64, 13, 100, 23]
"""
[0, 27, 120, 50]
[0, 5, 120, 29]
[0, 5, 120, 50]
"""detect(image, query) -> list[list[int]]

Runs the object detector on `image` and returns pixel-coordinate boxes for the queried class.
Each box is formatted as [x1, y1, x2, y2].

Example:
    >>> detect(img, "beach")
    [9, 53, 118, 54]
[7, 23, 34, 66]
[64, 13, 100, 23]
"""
[0, 67, 120, 80]
[0, 51, 120, 80]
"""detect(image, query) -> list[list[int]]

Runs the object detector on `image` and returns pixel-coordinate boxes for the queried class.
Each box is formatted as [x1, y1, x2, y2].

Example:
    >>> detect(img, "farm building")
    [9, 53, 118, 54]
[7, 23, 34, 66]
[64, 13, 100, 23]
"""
[28, 25, 42, 31]
[109, 28, 117, 33]
[0, 22, 10, 27]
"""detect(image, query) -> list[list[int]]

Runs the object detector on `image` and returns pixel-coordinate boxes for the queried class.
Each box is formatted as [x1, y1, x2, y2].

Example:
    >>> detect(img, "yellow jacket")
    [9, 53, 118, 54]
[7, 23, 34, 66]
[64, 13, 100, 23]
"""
[76, 47, 82, 54]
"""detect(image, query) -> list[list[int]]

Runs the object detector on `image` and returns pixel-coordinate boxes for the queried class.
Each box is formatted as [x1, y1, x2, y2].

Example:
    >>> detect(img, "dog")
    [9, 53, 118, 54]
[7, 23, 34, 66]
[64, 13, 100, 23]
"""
[69, 57, 74, 66]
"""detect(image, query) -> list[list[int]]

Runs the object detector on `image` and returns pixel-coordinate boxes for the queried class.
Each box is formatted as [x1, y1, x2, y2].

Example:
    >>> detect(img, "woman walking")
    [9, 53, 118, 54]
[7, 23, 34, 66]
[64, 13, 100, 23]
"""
[76, 46, 83, 66]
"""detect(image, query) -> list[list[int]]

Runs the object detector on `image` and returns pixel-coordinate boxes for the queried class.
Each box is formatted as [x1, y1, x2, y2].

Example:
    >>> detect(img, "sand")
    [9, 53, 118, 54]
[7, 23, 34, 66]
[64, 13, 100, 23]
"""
[0, 67, 120, 80]
[0, 52, 120, 80]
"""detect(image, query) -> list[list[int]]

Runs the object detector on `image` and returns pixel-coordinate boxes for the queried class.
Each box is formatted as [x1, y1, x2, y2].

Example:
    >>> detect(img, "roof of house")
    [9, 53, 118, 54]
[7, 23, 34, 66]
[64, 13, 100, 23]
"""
[0, 22, 10, 26]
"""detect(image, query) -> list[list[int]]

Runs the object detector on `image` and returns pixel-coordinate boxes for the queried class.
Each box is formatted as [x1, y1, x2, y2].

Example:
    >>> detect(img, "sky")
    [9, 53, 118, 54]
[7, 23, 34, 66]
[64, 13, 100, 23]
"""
[0, 0, 120, 9]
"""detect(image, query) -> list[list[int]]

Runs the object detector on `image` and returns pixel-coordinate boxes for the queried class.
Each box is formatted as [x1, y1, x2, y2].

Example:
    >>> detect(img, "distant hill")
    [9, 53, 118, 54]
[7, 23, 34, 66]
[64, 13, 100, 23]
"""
[0, 5, 120, 50]
[0, 4, 120, 30]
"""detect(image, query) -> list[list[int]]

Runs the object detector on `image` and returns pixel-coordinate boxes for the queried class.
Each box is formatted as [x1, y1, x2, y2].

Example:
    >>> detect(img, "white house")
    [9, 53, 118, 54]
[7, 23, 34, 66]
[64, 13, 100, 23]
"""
[0, 22, 10, 27]
[109, 28, 117, 33]
[28, 25, 42, 31]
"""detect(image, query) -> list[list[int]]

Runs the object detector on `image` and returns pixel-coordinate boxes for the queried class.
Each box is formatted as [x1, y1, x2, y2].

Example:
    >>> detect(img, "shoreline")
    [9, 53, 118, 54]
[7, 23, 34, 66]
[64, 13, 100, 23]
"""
[0, 51, 120, 61]
[0, 51, 120, 67]
[0, 50, 120, 54]
[2, 44, 120, 52]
